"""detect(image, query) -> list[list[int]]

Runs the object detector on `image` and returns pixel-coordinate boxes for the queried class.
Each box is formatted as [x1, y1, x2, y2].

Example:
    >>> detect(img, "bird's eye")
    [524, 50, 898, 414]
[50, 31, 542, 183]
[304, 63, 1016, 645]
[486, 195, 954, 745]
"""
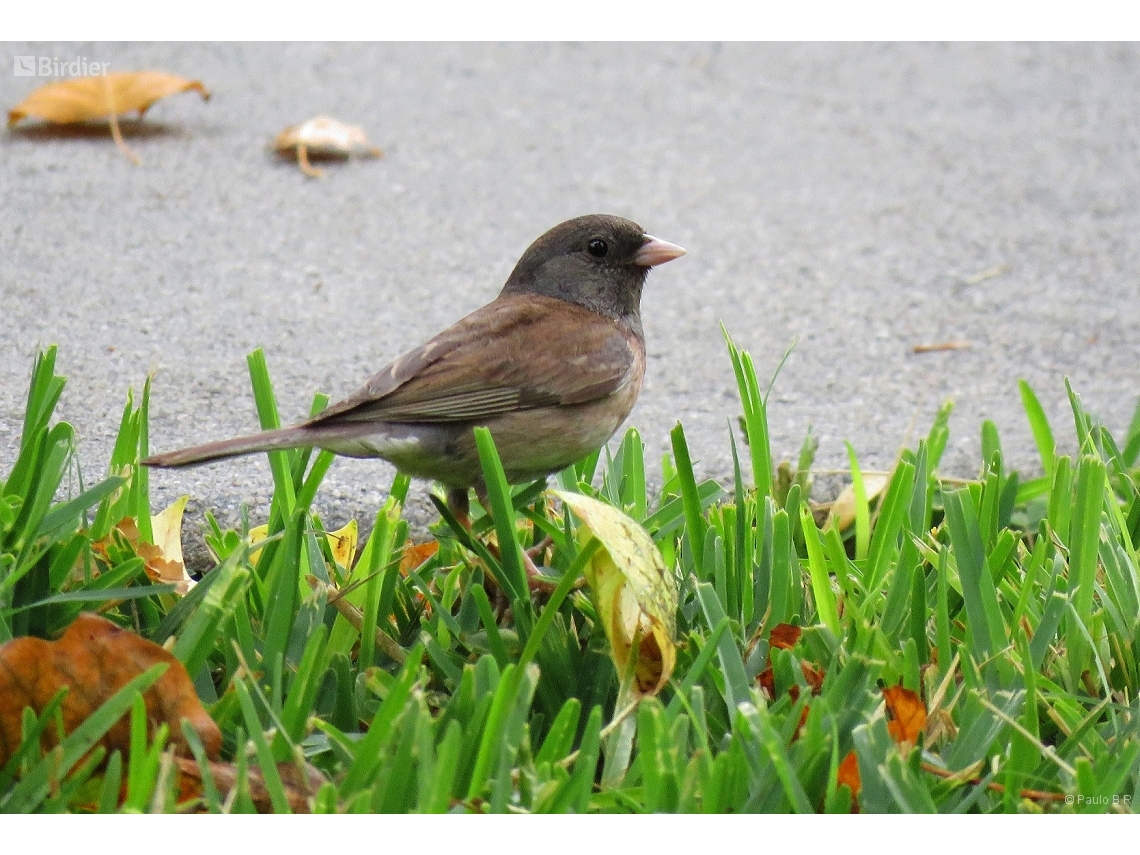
[587, 238, 608, 258]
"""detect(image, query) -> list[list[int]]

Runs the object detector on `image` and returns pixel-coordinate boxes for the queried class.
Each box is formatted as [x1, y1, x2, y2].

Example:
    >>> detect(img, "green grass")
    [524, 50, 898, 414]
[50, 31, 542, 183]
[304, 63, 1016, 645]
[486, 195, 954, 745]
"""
[1, 335, 1139, 813]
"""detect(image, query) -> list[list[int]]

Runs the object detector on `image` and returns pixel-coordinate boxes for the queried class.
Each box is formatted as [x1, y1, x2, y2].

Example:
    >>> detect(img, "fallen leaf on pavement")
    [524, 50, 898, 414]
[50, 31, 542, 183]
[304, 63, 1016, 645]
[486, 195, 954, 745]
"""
[273, 115, 382, 178]
[8, 71, 210, 163]
[963, 263, 1010, 285]
[912, 341, 971, 354]
[0, 613, 220, 767]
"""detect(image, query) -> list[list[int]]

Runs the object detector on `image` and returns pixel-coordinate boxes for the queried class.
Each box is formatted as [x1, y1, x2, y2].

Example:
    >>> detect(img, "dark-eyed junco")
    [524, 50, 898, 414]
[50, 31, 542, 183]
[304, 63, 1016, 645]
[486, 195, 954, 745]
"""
[144, 214, 685, 519]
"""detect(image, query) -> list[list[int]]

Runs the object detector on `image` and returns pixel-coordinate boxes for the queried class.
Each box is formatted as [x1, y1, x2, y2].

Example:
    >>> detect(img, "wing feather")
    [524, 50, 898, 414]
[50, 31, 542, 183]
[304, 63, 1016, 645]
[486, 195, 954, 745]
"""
[309, 295, 636, 427]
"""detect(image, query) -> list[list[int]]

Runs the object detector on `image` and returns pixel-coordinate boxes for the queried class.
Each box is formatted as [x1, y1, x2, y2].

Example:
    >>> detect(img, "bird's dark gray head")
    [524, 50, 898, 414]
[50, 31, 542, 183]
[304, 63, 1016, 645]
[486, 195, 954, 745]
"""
[499, 214, 685, 321]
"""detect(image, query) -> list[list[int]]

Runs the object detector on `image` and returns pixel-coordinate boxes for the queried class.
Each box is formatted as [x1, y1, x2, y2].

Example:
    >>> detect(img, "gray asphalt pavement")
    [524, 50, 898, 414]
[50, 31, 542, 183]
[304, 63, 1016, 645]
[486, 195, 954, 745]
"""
[3, 43, 1139, 568]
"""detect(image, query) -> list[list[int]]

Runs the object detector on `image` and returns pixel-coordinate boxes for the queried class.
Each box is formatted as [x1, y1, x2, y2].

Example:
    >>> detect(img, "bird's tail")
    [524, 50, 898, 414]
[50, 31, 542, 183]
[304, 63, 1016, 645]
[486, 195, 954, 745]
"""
[142, 425, 317, 468]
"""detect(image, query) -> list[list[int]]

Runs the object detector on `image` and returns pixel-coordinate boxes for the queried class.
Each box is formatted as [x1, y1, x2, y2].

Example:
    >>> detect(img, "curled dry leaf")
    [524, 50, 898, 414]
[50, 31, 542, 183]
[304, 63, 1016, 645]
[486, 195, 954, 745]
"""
[757, 664, 775, 699]
[7, 71, 210, 163]
[757, 623, 825, 700]
[273, 115, 382, 178]
[553, 490, 677, 696]
[883, 684, 927, 747]
[92, 497, 194, 594]
[0, 613, 221, 767]
[143, 495, 193, 594]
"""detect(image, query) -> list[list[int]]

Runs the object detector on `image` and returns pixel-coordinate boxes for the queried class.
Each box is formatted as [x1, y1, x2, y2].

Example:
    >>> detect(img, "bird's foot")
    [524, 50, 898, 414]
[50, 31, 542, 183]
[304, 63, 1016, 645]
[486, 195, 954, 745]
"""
[522, 537, 586, 594]
[445, 487, 473, 532]
[450, 488, 581, 594]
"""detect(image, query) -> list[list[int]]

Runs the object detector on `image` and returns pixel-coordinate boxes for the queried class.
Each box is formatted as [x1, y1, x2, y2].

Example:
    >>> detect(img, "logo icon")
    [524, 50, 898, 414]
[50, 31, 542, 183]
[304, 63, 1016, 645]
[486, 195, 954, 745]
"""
[12, 56, 109, 78]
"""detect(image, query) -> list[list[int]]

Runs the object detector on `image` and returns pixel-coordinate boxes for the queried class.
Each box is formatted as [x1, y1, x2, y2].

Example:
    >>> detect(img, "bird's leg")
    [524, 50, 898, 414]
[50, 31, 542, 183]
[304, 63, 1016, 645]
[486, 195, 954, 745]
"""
[473, 485, 558, 593]
[527, 535, 554, 561]
[448, 485, 510, 612]
[445, 487, 472, 533]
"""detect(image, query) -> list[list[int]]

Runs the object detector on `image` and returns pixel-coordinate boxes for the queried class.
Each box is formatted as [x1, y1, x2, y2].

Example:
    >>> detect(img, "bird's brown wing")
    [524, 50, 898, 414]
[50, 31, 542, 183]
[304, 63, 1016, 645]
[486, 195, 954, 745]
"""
[309, 294, 638, 427]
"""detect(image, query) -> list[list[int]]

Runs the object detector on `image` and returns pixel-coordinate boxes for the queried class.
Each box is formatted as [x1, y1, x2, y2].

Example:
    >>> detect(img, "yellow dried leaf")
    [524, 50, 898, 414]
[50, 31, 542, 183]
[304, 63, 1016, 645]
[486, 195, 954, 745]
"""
[828, 471, 891, 532]
[553, 490, 677, 696]
[147, 495, 193, 594]
[8, 71, 209, 125]
[151, 495, 188, 569]
[248, 520, 357, 572]
[247, 524, 270, 567]
[8, 71, 210, 163]
[327, 519, 358, 570]
[91, 497, 193, 594]
[273, 115, 382, 177]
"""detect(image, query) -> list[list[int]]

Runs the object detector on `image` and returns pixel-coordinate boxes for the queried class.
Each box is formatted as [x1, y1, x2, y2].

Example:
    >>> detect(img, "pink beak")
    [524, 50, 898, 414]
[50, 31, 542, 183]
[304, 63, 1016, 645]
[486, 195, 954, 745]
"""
[634, 235, 687, 267]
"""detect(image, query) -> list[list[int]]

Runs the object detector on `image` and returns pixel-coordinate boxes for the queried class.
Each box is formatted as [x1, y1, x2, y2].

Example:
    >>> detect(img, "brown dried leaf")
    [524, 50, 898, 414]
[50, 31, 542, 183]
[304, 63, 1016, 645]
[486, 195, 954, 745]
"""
[400, 541, 439, 574]
[793, 703, 810, 737]
[768, 623, 802, 650]
[883, 684, 927, 746]
[800, 660, 825, 694]
[912, 341, 972, 354]
[837, 750, 862, 804]
[273, 115, 382, 177]
[0, 613, 220, 767]
[757, 624, 826, 703]
[758, 656, 824, 703]
[757, 664, 775, 699]
[175, 757, 326, 813]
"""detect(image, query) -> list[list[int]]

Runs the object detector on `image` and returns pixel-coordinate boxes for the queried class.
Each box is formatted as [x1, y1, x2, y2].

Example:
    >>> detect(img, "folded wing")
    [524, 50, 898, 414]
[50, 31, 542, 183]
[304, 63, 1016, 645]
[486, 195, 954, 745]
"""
[309, 295, 636, 427]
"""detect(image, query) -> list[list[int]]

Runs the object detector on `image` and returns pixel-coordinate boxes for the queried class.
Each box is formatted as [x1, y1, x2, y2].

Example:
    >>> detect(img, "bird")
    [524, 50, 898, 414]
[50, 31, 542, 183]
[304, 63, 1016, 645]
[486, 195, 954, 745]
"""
[143, 214, 686, 526]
